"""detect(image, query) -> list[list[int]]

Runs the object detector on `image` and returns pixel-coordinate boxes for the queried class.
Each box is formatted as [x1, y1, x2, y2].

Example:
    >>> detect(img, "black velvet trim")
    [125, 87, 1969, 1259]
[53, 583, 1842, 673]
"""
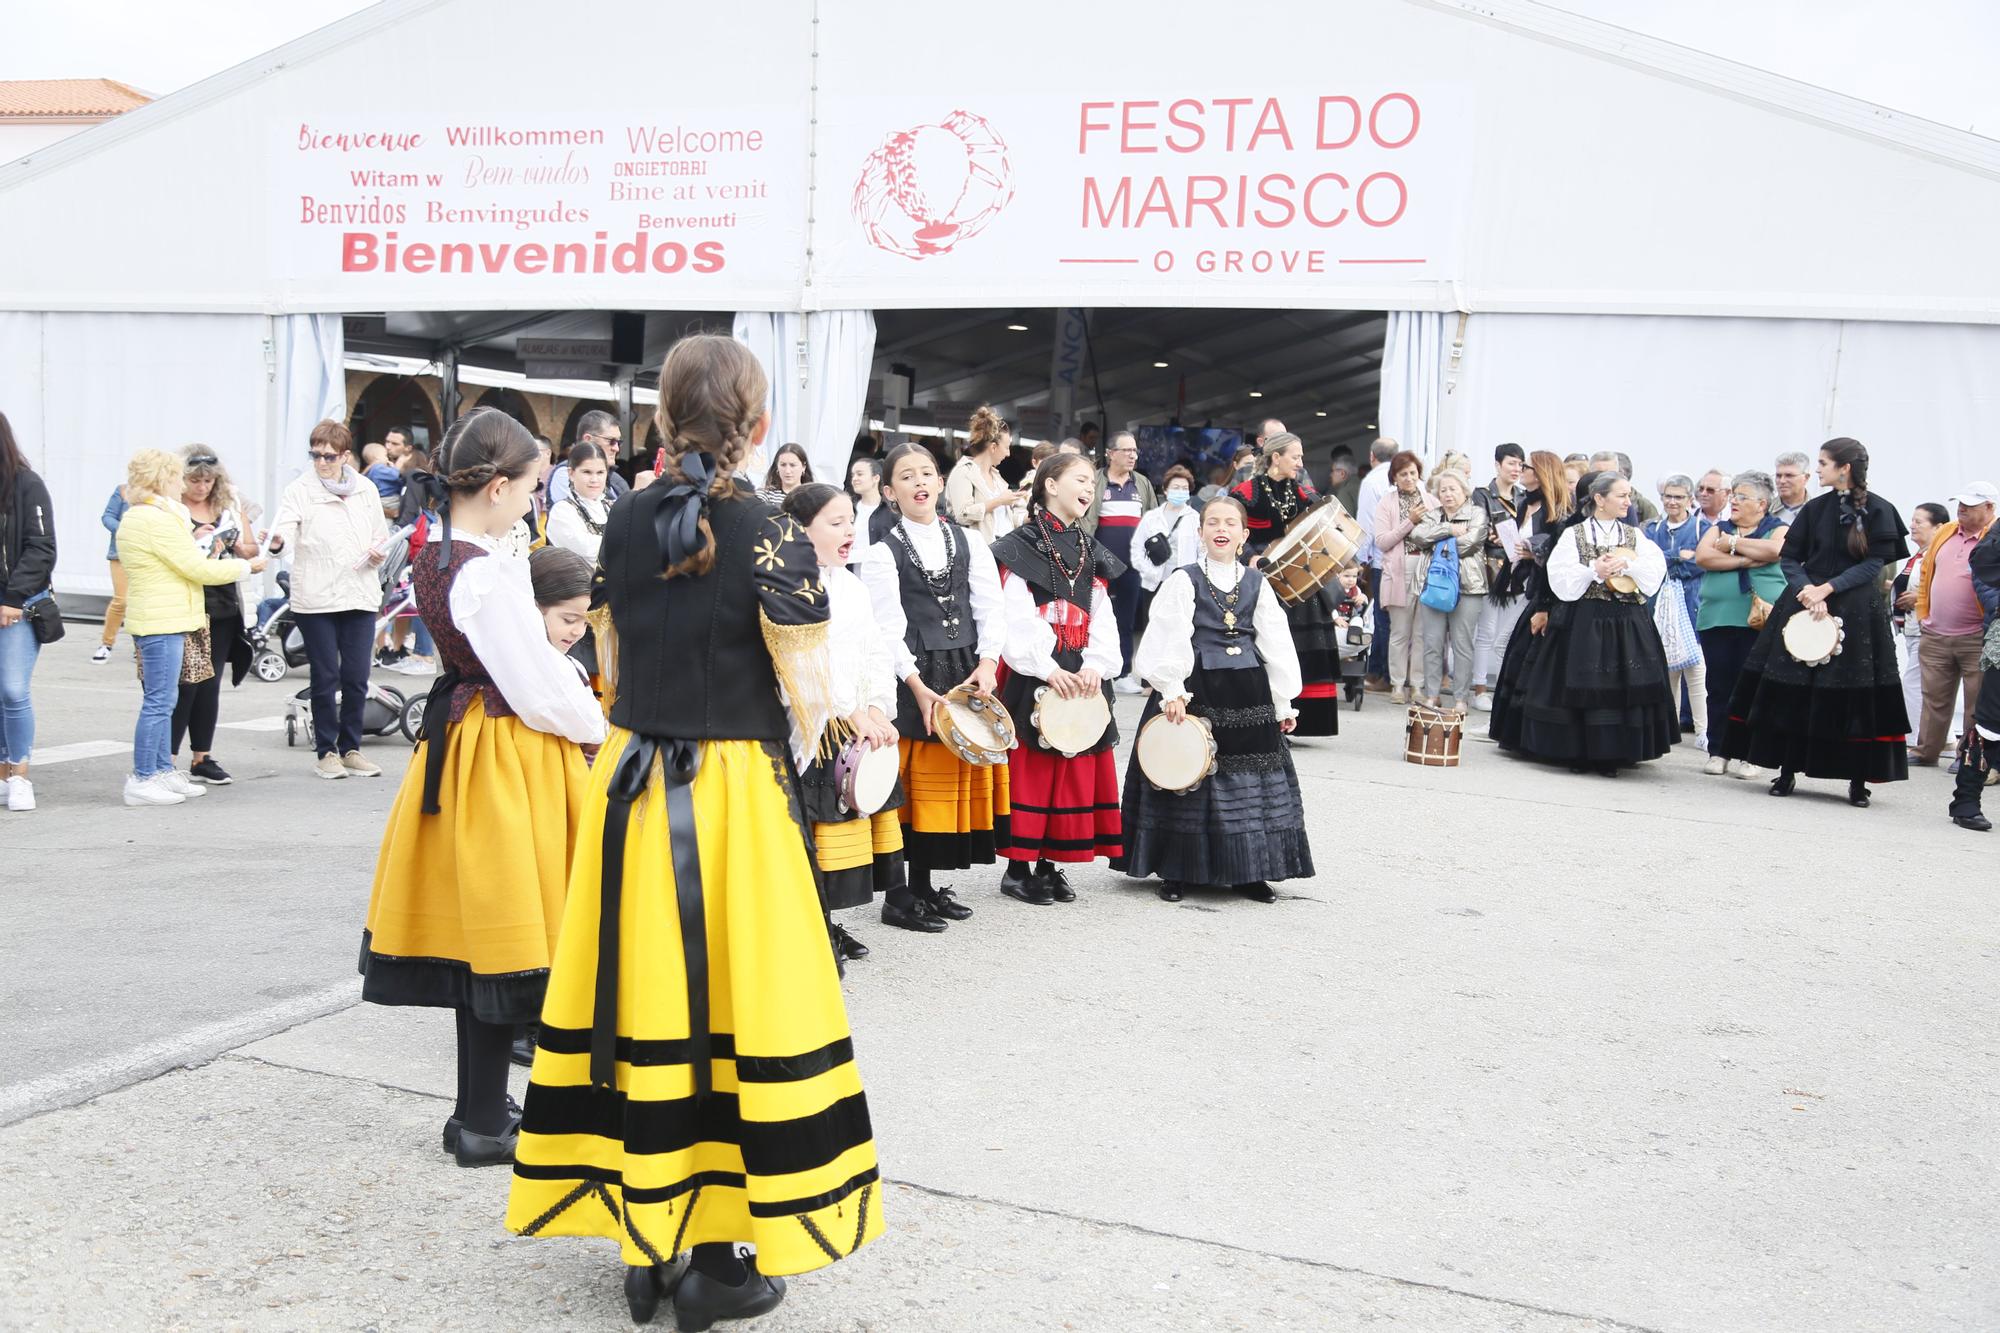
[521, 1083, 873, 1177]
[1006, 801, 1121, 815]
[534, 1026, 853, 1084]
[745, 1165, 881, 1218]
[512, 1161, 880, 1216]
[356, 930, 547, 1026]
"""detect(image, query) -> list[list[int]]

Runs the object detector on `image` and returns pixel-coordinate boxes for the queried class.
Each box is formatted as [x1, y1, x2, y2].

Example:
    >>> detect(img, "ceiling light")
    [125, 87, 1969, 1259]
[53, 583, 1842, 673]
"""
[1006, 323, 1029, 332]
[1365, 423, 1376, 430]
[1315, 410, 1327, 417]
[1248, 390, 1264, 399]
[1153, 360, 1169, 368]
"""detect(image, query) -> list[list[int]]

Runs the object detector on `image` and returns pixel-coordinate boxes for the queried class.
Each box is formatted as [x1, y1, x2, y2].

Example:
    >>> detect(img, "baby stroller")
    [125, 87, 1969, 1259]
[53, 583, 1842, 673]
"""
[1329, 582, 1374, 712]
[282, 529, 425, 747]
[249, 573, 309, 683]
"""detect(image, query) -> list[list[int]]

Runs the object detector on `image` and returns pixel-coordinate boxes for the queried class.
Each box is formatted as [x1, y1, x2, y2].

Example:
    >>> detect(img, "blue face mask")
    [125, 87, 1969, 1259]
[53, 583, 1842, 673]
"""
[1166, 488, 1190, 507]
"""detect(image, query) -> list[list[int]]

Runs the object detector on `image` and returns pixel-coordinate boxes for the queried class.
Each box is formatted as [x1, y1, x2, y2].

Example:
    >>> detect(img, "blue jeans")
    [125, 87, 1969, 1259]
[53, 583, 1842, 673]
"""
[410, 617, 435, 657]
[133, 632, 185, 777]
[296, 609, 374, 757]
[0, 593, 46, 764]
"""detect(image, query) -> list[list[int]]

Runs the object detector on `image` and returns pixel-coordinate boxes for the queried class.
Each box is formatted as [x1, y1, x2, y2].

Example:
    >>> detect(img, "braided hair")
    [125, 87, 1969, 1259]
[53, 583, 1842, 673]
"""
[1820, 437, 1872, 558]
[421, 405, 540, 565]
[654, 333, 770, 578]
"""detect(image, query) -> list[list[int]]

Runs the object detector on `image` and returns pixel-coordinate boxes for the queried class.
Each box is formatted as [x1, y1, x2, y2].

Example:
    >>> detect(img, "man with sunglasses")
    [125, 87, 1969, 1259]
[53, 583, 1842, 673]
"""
[546, 410, 631, 508]
[1695, 470, 1730, 524]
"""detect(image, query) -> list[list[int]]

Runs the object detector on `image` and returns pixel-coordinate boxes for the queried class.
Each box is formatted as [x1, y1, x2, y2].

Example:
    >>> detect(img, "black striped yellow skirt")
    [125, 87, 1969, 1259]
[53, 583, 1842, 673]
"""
[505, 730, 884, 1275]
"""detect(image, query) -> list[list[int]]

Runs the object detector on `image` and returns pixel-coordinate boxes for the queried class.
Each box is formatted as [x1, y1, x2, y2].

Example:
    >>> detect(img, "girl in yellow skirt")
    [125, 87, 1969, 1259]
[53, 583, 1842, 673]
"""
[360, 407, 608, 1168]
[853, 442, 1009, 932]
[506, 336, 883, 1329]
[780, 482, 904, 968]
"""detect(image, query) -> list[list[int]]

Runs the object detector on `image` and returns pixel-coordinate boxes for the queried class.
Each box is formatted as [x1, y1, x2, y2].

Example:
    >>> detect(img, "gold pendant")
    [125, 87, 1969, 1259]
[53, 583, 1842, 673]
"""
[1226, 645, 1243, 656]
[1223, 611, 1238, 628]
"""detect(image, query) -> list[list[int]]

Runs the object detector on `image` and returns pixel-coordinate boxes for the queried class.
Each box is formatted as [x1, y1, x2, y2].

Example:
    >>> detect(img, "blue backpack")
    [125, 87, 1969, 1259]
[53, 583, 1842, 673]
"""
[1418, 534, 1461, 612]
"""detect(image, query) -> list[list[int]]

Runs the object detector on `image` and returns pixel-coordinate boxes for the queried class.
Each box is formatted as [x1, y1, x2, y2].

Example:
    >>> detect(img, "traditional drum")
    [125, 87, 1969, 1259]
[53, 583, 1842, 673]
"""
[1404, 703, 1465, 767]
[934, 684, 1015, 767]
[1031, 686, 1112, 758]
[1134, 712, 1219, 795]
[1262, 497, 1365, 606]
[835, 738, 901, 816]
[1781, 612, 1845, 668]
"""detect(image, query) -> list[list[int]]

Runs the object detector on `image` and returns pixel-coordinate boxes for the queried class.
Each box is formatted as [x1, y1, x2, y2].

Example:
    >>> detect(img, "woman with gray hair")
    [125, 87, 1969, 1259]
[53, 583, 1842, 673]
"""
[1693, 470, 1790, 777]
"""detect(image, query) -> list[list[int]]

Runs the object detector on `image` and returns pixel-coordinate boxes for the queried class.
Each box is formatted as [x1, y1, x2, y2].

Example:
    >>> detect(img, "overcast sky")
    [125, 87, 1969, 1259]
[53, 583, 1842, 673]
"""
[6, 0, 1997, 138]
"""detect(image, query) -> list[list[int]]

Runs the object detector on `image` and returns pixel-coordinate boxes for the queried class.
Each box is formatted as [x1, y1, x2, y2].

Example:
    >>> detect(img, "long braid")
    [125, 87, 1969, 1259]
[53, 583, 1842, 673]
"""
[1824, 437, 1871, 559]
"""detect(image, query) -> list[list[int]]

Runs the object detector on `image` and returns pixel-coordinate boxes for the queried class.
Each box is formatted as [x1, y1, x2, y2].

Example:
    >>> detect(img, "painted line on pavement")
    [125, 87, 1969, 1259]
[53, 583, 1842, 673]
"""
[0, 979, 360, 1128]
[23, 740, 128, 766]
[218, 715, 289, 732]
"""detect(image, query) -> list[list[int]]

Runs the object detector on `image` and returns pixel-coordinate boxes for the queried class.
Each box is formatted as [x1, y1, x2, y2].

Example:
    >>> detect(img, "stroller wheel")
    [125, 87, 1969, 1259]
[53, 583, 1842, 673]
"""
[401, 692, 428, 744]
[253, 649, 288, 683]
[285, 717, 297, 747]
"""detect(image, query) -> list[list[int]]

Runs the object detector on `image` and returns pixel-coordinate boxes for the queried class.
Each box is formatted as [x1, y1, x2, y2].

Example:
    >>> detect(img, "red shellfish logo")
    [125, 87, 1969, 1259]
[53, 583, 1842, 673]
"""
[852, 109, 1015, 260]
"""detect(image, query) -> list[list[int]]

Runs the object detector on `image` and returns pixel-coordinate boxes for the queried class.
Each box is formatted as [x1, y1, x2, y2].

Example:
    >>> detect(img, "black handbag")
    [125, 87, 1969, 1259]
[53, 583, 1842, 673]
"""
[25, 594, 63, 644]
[1144, 512, 1188, 566]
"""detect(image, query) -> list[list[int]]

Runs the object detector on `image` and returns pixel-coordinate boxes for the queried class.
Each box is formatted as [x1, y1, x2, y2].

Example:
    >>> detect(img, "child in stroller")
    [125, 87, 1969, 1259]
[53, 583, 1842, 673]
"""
[1330, 565, 1373, 710]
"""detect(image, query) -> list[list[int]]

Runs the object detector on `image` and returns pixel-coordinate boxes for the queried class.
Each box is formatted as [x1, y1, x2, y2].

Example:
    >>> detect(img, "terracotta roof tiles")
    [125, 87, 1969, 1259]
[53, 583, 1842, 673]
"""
[0, 78, 153, 119]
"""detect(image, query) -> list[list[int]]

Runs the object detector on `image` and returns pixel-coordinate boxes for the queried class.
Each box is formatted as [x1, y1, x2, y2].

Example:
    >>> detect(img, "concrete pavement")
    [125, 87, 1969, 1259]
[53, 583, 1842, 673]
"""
[2, 631, 1995, 1330]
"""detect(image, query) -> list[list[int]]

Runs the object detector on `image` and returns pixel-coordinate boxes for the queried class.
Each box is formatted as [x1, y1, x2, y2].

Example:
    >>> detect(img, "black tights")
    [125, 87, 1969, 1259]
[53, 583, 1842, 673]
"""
[453, 1008, 514, 1136]
[690, 1242, 746, 1283]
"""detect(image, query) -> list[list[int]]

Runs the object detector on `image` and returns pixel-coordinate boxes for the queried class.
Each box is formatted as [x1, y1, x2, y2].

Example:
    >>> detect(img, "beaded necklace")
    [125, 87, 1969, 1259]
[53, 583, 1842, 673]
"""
[1032, 509, 1094, 600]
[890, 518, 963, 640]
[567, 494, 608, 537]
[1199, 557, 1249, 654]
[1259, 475, 1302, 526]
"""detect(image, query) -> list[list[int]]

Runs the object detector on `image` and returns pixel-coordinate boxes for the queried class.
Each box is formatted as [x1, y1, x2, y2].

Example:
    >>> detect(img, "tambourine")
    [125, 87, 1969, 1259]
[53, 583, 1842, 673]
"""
[1032, 686, 1112, 757]
[1135, 712, 1218, 795]
[934, 684, 1015, 767]
[1781, 611, 1845, 667]
[834, 739, 900, 816]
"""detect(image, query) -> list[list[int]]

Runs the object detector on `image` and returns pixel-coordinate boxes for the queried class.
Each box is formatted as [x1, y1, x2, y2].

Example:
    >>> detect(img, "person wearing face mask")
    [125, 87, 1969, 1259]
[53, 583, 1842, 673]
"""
[1498, 470, 1678, 775]
[1233, 433, 1341, 736]
[1129, 464, 1202, 652]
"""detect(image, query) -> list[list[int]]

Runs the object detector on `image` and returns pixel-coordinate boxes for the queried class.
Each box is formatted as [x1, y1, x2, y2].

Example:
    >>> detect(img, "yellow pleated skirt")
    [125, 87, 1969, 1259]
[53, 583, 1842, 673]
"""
[896, 737, 1010, 871]
[360, 694, 589, 1023]
[506, 729, 885, 1276]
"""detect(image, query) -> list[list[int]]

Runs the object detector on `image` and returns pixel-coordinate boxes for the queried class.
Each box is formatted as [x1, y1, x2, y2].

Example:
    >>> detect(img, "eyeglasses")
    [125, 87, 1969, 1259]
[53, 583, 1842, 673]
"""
[1662, 493, 1690, 503]
[186, 453, 219, 467]
[308, 451, 340, 462]
[1696, 484, 1724, 493]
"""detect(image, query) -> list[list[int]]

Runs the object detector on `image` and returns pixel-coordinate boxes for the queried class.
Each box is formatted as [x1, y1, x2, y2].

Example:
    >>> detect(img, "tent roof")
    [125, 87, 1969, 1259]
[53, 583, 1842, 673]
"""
[1, 0, 1994, 320]
[0, 78, 152, 119]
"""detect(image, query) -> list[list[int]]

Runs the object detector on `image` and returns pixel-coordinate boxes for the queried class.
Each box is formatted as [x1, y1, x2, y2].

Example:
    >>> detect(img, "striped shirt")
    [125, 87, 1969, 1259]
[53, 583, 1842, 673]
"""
[1096, 477, 1143, 561]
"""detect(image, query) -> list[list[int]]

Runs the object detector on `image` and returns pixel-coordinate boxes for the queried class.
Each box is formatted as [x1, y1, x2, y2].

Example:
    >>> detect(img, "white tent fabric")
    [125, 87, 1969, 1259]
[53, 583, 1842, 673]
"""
[0, 312, 270, 598]
[272, 314, 346, 507]
[1377, 311, 1447, 463]
[732, 311, 878, 485]
[1449, 313, 2000, 512]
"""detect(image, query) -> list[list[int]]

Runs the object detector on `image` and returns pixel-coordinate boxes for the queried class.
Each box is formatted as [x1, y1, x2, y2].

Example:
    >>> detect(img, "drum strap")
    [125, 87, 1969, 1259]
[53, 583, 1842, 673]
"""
[592, 736, 711, 1101]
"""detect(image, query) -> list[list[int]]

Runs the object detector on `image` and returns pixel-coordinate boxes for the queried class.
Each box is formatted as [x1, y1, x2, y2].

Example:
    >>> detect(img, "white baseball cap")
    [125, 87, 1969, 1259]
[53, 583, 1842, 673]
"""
[1948, 481, 2000, 506]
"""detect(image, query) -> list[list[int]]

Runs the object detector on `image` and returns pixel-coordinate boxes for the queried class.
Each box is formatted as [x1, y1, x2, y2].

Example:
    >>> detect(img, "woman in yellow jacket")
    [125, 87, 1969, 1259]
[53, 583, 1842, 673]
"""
[116, 449, 263, 807]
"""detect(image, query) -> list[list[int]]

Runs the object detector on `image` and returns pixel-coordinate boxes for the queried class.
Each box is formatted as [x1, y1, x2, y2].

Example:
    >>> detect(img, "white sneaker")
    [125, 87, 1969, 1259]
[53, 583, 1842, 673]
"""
[389, 657, 437, 676]
[1703, 755, 1728, 776]
[1470, 693, 1494, 712]
[161, 769, 208, 798]
[1692, 733, 1710, 752]
[90, 645, 112, 663]
[1733, 761, 1765, 780]
[5, 776, 33, 811]
[123, 773, 185, 806]
[1112, 676, 1143, 695]
[315, 753, 350, 780]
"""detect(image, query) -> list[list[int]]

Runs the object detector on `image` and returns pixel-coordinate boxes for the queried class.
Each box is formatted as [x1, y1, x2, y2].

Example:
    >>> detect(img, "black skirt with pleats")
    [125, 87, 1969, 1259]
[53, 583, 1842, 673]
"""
[1499, 597, 1679, 768]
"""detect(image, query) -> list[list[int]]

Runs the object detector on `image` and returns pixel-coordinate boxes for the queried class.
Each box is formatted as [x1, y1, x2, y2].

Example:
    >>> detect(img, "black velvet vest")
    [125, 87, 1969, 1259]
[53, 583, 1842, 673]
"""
[603, 482, 789, 741]
[885, 521, 974, 653]
[1186, 562, 1266, 670]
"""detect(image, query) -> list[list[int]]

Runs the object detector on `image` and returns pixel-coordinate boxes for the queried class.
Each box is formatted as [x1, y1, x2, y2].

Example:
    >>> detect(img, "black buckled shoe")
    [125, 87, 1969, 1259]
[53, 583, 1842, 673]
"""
[1847, 779, 1871, 808]
[1235, 881, 1278, 903]
[443, 1095, 520, 1154]
[881, 897, 947, 932]
[922, 885, 974, 920]
[625, 1263, 667, 1325]
[1768, 770, 1797, 798]
[1156, 881, 1184, 903]
[831, 923, 870, 959]
[1039, 865, 1076, 902]
[1000, 863, 1053, 906]
[1953, 812, 1992, 831]
[672, 1255, 786, 1332]
[453, 1123, 519, 1168]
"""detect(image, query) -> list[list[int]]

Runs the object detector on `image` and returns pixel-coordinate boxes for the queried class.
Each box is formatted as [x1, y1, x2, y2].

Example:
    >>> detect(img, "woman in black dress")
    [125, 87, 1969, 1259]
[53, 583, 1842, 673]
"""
[1231, 433, 1339, 737]
[1495, 470, 1679, 773]
[1719, 438, 1910, 806]
[1487, 451, 1574, 749]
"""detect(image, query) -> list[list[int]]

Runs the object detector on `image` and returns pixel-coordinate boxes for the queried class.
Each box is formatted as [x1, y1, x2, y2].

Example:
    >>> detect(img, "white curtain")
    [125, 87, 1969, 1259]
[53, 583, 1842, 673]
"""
[1378, 310, 1447, 465]
[269, 314, 347, 511]
[0, 312, 269, 598]
[1449, 313, 1999, 510]
[733, 310, 878, 486]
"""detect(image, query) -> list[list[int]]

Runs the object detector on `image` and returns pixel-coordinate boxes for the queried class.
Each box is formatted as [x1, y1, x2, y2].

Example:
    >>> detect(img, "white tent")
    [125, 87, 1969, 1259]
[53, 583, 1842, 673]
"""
[3, 0, 1997, 594]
